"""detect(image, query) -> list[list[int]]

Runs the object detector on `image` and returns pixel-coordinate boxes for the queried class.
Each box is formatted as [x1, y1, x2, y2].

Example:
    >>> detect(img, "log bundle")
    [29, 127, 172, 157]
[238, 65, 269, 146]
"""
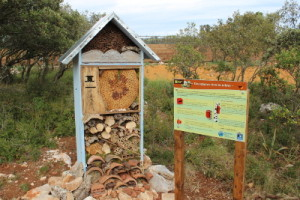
[84, 112, 140, 160]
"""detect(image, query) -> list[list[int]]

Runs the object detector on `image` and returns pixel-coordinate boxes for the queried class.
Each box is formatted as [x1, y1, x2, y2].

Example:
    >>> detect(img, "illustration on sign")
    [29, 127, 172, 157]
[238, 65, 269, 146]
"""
[174, 79, 248, 142]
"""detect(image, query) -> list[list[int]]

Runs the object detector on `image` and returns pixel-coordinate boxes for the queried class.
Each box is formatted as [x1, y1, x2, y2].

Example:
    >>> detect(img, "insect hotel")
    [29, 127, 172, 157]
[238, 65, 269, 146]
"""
[59, 13, 160, 172]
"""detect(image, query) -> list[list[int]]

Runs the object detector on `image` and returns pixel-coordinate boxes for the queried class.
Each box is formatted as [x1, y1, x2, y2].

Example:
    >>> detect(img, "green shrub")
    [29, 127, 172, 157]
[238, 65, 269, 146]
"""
[0, 70, 74, 163]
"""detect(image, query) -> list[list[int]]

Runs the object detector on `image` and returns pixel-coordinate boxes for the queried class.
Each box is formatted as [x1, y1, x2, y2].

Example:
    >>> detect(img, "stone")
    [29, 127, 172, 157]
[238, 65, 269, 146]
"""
[64, 177, 83, 191]
[21, 162, 28, 167]
[66, 192, 74, 200]
[63, 174, 75, 183]
[118, 192, 132, 200]
[8, 174, 16, 179]
[83, 197, 97, 200]
[148, 165, 174, 180]
[48, 176, 64, 187]
[40, 176, 47, 181]
[51, 185, 68, 200]
[73, 174, 92, 200]
[70, 162, 84, 178]
[259, 102, 280, 113]
[143, 155, 152, 169]
[137, 191, 154, 200]
[47, 150, 72, 168]
[162, 193, 175, 200]
[22, 184, 52, 200]
[148, 165, 174, 193]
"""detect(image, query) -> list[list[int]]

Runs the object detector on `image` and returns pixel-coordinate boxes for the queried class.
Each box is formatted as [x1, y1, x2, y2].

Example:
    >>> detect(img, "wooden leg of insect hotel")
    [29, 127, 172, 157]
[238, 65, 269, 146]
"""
[174, 130, 185, 200]
[233, 141, 247, 200]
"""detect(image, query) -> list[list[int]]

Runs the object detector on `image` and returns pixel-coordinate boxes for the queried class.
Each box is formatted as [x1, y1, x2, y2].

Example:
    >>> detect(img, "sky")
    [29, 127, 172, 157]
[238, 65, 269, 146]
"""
[63, 0, 286, 36]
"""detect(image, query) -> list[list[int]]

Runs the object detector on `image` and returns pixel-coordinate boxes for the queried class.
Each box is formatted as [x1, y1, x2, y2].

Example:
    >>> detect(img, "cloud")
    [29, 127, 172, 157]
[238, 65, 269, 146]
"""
[63, 0, 284, 35]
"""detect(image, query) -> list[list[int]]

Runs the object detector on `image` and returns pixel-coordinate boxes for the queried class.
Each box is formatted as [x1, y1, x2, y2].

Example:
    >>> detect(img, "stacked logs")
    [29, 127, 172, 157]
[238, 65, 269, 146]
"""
[87, 155, 154, 199]
[84, 112, 140, 160]
[82, 22, 138, 53]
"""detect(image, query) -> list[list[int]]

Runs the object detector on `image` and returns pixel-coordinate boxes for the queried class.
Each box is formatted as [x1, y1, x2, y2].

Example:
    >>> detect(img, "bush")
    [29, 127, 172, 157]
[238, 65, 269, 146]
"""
[0, 70, 74, 163]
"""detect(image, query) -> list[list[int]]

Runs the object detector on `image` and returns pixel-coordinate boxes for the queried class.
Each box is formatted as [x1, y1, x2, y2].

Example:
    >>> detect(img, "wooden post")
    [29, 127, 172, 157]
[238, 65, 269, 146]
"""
[233, 141, 247, 200]
[174, 130, 185, 200]
[233, 90, 249, 200]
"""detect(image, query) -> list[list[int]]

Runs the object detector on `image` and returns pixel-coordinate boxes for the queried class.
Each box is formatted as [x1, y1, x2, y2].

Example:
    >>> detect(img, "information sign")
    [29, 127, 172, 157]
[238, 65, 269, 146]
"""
[174, 79, 248, 142]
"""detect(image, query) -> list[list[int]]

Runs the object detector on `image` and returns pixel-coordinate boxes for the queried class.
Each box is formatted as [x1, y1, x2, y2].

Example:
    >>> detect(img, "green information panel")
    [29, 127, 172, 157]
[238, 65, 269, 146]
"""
[174, 79, 248, 142]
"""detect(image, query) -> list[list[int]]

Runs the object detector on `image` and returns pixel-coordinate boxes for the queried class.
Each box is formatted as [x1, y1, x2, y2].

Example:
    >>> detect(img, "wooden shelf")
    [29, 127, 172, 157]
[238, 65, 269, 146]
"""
[98, 110, 140, 115]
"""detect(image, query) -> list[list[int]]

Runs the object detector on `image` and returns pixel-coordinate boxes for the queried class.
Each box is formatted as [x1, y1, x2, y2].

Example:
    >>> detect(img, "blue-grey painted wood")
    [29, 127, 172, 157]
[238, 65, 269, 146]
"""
[140, 52, 145, 163]
[73, 52, 86, 170]
[81, 62, 142, 66]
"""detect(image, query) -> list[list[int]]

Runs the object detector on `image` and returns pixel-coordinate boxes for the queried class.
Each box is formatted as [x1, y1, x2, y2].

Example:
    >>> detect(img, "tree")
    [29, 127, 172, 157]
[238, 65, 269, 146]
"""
[200, 12, 278, 81]
[276, 47, 300, 93]
[168, 45, 203, 79]
[279, 0, 300, 29]
[0, 0, 91, 83]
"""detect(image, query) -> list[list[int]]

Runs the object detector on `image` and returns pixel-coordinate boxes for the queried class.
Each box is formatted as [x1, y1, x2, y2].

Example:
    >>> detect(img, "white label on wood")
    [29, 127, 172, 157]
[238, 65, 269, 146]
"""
[81, 66, 106, 114]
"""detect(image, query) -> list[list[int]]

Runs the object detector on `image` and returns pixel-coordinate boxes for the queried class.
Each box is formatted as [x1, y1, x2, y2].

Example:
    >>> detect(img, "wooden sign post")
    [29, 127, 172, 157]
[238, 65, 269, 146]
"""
[174, 130, 185, 200]
[173, 79, 249, 200]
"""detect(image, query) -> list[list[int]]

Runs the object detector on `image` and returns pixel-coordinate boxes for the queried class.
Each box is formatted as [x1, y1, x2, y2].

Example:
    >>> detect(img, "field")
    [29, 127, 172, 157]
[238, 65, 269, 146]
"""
[144, 64, 294, 83]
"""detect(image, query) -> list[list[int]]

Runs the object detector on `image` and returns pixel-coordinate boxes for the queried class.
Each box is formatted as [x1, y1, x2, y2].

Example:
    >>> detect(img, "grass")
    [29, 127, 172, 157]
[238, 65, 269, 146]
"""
[0, 69, 74, 163]
[38, 164, 50, 175]
[20, 183, 30, 192]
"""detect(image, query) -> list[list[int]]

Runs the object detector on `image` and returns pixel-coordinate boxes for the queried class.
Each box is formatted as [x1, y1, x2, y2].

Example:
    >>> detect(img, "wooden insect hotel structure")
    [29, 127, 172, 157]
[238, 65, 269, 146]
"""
[59, 13, 160, 170]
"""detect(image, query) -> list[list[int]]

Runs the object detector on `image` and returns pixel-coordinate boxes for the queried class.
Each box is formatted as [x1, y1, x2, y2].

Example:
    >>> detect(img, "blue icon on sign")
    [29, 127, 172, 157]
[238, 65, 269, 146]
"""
[237, 133, 243, 141]
[218, 131, 224, 137]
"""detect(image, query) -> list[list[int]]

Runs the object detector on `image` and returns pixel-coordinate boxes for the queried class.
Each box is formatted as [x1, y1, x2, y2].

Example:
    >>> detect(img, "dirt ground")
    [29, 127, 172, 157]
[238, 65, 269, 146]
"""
[0, 137, 77, 200]
[144, 64, 294, 83]
[0, 136, 232, 199]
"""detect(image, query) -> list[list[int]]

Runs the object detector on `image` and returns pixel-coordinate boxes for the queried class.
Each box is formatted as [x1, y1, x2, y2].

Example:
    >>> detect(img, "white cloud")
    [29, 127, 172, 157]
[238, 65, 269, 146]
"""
[63, 0, 285, 35]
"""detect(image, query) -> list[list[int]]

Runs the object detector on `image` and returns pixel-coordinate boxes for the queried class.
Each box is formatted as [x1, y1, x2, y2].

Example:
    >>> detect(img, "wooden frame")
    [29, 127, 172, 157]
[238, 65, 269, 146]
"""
[81, 65, 141, 115]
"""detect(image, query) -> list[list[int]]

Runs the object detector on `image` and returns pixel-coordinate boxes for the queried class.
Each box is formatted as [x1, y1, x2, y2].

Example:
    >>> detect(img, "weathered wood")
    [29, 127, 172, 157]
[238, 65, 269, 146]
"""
[100, 110, 140, 114]
[98, 66, 140, 69]
[233, 90, 249, 200]
[174, 130, 185, 200]
[233, 141, 247, 200]
[81, 66, 106, 114]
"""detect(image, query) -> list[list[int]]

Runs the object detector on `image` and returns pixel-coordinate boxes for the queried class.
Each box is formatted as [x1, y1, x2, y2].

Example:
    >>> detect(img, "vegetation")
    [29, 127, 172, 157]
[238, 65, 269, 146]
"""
[0, 70, 74, 163]
[0, 0, 299, 198]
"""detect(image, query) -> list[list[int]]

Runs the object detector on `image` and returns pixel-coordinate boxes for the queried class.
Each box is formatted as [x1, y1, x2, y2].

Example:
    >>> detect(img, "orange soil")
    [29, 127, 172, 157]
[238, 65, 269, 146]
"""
[144, 64, 294, 84]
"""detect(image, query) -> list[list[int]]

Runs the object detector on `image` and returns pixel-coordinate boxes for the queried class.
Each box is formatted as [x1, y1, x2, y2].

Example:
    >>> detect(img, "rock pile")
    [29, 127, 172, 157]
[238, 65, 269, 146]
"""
[21, 155, 175, 200]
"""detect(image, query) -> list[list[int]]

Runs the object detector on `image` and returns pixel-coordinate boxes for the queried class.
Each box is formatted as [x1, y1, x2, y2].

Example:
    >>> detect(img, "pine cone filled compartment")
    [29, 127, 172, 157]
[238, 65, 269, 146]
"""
[99, 69, 140, 112]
